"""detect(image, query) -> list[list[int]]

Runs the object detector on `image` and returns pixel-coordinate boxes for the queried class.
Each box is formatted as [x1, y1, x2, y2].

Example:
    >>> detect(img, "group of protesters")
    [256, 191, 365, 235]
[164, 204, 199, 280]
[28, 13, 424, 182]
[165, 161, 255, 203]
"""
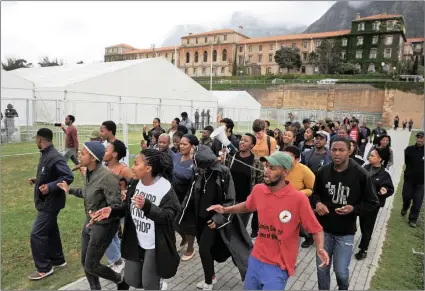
[27, 111, 424, 291]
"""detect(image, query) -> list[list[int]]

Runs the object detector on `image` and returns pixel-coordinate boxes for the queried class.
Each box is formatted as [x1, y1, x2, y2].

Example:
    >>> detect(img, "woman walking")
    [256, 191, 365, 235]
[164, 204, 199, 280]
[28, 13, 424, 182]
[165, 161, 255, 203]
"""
[368, 134, 394, 169]
[349, 140, 365, 166]
[173, 134, 198, 261]
[88, 149, 181, 290]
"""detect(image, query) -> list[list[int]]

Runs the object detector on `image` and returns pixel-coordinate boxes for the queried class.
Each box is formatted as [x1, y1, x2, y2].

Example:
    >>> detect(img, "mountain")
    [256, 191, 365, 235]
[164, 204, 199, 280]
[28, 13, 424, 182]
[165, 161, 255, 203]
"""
[161, 11, 307, 46]
[304, 1, 424, 38]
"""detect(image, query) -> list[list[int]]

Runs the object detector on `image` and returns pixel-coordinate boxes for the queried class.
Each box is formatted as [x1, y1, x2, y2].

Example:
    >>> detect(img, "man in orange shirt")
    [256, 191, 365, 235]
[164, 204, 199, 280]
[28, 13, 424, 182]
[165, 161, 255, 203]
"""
[207, 152, 328, 290]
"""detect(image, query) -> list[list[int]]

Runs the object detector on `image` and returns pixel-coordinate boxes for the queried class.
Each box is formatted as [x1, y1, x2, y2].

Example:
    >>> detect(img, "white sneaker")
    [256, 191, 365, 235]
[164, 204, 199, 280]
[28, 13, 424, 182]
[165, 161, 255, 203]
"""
[160, 281, 168, 290]
[111, 260, 125, 273]
[196, 277, 217, 290]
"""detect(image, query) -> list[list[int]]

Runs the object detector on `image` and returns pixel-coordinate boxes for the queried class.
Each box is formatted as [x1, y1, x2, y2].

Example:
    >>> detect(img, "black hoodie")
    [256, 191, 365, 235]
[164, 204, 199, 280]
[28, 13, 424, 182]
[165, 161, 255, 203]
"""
[363, 164, 394, 207]
[310, 159, 379, 235]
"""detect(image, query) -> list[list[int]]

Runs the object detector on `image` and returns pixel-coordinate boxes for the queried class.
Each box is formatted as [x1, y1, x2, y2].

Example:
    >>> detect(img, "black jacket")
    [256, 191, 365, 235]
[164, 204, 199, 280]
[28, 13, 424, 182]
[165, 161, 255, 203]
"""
[310, 159, 380, 235]
[363, 164, 394, 207]
[404, 144, 424, 185]
[211, 134, 240, 157]
[110, 178, 181, 279]
[34, 144, 74, 212]
[370, 127, 387, 145]
[176, 145, 253, 280]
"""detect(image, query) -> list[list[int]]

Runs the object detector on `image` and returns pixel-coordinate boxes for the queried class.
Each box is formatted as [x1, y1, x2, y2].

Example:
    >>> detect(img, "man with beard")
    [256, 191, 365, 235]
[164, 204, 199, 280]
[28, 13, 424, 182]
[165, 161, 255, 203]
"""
[311, 136, 379, 290]
[158, 133, 176, 159]
[200, 126, 214, 148]
[28, 128, 74, 280]
[60, 115, 79, 166]
[208, 151, 329, 290]
[301, 132, 331, 175]
[370, 122, 387, 146]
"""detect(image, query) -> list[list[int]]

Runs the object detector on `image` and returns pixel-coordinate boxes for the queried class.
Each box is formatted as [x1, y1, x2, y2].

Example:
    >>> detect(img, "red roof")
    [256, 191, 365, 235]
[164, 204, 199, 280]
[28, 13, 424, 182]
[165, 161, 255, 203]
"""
[356, 14, 402, 21]
[406, 37, 424, 44]
[123, 46, 178, 55]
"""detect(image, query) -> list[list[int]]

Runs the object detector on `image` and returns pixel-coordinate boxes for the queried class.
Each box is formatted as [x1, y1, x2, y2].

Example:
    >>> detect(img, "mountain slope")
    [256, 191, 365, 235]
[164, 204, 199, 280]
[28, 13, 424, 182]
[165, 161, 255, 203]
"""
[304, 1, 424, 38]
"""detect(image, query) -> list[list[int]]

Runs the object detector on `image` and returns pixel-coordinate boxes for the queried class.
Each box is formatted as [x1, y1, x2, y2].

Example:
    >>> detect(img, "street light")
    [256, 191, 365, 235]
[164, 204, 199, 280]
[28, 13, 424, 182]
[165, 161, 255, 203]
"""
[393, 66, 397, 79]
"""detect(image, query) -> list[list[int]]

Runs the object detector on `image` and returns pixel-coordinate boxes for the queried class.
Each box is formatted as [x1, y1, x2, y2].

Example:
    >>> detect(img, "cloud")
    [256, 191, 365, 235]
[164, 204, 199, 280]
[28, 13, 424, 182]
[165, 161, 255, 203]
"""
[346, 1, 370, 9]
[1, 1, 335, 66]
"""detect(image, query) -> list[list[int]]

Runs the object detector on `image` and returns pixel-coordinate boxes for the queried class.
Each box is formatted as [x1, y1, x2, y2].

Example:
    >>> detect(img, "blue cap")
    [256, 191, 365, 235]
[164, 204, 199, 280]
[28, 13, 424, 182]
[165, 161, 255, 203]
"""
[84, 141, 105, 162]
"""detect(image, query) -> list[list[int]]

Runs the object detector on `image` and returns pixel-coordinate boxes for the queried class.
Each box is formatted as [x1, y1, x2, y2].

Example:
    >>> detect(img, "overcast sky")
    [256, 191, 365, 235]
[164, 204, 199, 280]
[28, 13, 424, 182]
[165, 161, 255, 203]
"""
[1, 1, 335, 66]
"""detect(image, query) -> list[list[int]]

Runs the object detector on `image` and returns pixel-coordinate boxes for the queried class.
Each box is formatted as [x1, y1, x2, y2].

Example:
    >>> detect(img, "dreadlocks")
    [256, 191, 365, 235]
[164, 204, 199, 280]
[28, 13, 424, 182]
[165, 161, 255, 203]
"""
[140, 149, 174, 183]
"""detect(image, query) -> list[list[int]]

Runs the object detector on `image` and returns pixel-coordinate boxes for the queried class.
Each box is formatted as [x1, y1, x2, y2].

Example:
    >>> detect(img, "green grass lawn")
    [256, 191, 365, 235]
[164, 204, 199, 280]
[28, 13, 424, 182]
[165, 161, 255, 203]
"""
[370, 131, 424, 290]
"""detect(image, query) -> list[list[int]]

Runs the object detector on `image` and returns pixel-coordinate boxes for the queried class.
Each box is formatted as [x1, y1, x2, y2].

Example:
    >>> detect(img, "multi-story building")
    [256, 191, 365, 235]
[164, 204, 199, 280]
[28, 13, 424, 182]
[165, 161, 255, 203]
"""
[404, 37, 424, 62]
[104, 12, 411, 76]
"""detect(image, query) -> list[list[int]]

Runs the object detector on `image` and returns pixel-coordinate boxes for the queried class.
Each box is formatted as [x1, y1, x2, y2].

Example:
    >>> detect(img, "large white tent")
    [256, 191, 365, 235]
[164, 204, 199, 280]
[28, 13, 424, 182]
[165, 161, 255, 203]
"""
[9, 58, 218, 125]
[212, 90, 261, 122]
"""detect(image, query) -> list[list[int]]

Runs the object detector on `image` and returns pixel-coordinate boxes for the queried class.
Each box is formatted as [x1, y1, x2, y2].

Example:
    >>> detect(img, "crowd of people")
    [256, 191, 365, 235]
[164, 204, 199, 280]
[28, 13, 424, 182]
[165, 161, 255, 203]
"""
[26, 112, 424, 291]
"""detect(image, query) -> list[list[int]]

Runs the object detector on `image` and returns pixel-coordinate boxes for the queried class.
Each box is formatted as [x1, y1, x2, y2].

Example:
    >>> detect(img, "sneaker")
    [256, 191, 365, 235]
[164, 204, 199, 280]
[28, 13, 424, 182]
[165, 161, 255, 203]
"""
[53, 262, 67, 268]
[401, 209, 407, 217]
[111, 260, 125, 273]
[181, 249, 196, 261]
[28, 269, 54, 280]
[408, 221, 417, 228]
[196, 277, 217, 290]
[355, 250, 367, 260]
[301, 237, 314, 248]
[117, 280, 129, 290]
[160, 281, 168, 290]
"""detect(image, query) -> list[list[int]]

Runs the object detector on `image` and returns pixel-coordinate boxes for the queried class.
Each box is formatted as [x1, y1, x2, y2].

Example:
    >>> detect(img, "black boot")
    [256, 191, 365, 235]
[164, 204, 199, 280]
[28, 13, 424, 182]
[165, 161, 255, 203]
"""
[301, 237, 314, 248]
[355, 249, 367, 260]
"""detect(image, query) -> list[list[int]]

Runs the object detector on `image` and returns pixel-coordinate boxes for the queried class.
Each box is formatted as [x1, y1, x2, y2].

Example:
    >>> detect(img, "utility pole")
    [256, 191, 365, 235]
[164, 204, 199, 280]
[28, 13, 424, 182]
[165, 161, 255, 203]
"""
[151, 43, 156, 58]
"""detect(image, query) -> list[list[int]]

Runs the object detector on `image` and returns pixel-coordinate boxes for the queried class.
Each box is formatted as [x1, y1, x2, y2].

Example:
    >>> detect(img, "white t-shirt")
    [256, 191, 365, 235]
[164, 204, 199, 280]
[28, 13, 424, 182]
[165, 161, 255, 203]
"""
[131, 177, 170, 250]
[103, 140, 129, 166]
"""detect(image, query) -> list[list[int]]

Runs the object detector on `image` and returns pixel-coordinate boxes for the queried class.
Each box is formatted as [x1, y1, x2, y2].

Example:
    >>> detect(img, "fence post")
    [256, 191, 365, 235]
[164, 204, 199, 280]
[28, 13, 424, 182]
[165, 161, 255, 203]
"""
[158, 98, 162, 120]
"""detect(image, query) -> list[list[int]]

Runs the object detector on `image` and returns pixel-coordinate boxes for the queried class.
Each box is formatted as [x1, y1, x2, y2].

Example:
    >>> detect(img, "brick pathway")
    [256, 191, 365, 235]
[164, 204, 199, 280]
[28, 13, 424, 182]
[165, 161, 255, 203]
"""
[60, 129, 410, 290]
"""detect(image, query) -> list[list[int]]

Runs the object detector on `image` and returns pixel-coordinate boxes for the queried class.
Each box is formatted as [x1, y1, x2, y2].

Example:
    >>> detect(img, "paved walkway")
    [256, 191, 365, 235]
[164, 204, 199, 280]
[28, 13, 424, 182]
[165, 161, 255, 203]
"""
[60, 129, 411, 290]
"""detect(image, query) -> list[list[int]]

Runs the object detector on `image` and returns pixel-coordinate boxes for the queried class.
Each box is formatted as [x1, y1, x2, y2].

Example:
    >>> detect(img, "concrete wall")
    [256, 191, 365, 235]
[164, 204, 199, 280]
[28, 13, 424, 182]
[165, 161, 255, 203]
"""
[382, 89, 424, 128]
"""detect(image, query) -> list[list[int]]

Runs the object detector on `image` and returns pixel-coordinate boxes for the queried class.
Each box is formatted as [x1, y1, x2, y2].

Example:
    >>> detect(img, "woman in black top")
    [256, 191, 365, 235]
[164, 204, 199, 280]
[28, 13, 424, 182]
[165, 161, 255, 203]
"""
[355, 147, 394, 261]
[143, 118, 165, 147]
[349, 140, 364, 166]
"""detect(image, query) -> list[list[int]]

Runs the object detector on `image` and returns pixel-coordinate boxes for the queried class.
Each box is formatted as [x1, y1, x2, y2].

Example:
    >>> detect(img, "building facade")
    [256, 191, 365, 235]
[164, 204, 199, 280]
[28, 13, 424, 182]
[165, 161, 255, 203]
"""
[105, 13, 417, 76]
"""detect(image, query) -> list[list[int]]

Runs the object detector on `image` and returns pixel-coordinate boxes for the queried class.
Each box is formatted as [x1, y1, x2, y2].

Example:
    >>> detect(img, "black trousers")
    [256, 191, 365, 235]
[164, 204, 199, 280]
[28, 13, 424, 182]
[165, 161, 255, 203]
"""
[358, 207, 380, 251]
[81, 220, 121, 290]
[197, 220, 217, 285]
[31, 210, 65, 272]
[251, 211, 259, 235]
[402, 180, 424, 223]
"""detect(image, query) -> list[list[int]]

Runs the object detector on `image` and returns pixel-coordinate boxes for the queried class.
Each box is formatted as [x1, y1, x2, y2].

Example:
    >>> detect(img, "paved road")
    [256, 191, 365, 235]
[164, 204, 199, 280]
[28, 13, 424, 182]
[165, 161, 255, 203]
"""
[60, 129, 411, 290]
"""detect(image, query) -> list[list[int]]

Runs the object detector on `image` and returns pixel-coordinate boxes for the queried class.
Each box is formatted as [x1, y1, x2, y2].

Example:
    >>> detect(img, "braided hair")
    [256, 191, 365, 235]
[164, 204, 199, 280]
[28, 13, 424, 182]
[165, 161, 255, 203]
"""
[140, 149, 174, 183]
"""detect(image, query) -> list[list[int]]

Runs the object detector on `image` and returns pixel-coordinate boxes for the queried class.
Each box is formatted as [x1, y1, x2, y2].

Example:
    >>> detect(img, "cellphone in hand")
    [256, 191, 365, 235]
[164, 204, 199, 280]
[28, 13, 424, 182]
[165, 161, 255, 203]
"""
[54, 123, 62, 127]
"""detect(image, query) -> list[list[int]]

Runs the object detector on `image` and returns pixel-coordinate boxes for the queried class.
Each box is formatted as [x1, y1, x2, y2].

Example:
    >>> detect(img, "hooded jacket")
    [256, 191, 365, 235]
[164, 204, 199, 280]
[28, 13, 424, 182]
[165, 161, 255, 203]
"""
[176, 145, 253, 280]
[363, 164, 394, 207]
[310, 159, 380, 235]
[143, 126, 165, 147]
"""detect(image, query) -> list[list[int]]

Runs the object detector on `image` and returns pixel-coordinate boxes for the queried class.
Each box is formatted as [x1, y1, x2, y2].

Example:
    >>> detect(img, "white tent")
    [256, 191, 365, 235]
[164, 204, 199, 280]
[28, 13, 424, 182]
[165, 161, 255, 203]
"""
[212, 91, 261, 122]
[1, 70, 35, 126]
[10, 58, 218, 125]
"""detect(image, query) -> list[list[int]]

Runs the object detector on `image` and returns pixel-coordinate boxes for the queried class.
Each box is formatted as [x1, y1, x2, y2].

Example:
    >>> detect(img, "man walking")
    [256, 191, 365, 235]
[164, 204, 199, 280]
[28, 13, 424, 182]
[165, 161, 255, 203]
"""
[208, 151, 329, 290]
[28, 128, 74, 280]
[61, 115, 79, 165]
[370, 122, 387, 146]
[311, 136, 379, 290]
[401, 131, 424, 228]
[301, 132, 332, 175]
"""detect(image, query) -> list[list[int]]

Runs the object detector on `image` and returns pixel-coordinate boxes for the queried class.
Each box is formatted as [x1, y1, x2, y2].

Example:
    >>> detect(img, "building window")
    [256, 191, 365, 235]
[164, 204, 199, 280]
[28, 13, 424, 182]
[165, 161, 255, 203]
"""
[203, 51, 208, 62]
[267, 67, 272, 74]
[356, 50, 363, 59]
[224, 35, 227, 41]
[369, 48, 377, 59]
[368, 63, 375, 72]
[239, 46, 243, 52]
[222, 49, 227, 62]
[303, 41, 308, 49]
[186, 39, 189, 45]
[384, 48, 392, 58]
[387, 21, 394, 29]
[194, 52, 199, 63]
[341, 51, 346, 59]
[185, 52, 190, 63]
[258, 55, 262, 63]
[239, 56, 243, 64]
[196, 38, 198, 44]
[259, 45, 262, 51]
[269, 54, 273, 62]
[204, 37, 208, 43]
[213, 50, 217, 62]
[385, 35, 393, 45]
[270, 43, 274, 50]
[301, 66, 306, 73]
[355, 63, 361, 72]
[221, 67, 225, 74]
[302, 53, 307, 61]
[316, 40, 321, 47]
[372, 21, 381, 31]
[372, 35, 379, 44]
[358, 22, 365, 31]
[202, 68, 206, 75]
[342, 38, 347, 46]
[214, 36, 217, 42]
[165, 53, 168, 58]
[292, 43, 296, 49]
[357, 36, 363, 45]
[249, 46, 252, 52]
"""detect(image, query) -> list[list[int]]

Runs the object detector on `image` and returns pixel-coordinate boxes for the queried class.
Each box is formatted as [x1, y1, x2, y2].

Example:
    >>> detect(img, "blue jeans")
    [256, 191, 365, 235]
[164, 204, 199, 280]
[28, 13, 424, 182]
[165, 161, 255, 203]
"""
[105, 232, 121, 264]
[244, 255, 289, 290]
[316, 232, 354, 290]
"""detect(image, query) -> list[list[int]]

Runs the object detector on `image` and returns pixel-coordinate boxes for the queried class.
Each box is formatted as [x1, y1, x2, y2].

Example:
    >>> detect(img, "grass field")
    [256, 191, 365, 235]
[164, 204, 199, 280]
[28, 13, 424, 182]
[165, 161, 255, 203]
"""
[369, 132, 424, 290]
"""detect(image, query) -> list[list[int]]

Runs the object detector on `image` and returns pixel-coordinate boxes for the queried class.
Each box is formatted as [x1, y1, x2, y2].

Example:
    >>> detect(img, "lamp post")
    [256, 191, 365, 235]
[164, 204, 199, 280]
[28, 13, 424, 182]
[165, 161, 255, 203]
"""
[151, 43, 156, 58]
[393, 66, 397, 79]
[381, 62, 385, 74]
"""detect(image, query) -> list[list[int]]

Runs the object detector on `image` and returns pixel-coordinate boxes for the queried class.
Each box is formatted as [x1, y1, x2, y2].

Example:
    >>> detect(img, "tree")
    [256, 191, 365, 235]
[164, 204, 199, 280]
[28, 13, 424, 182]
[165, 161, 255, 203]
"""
[315, 39, 342, 74]
[274, 46, 302, 74]
[411, 55, 419, 75]
[1, 57, 32, 71]
[333, 62, 358, 74]
[77, 61, 83, 64]
[38, 56, 63, 67]
[399, 60, 413, 74]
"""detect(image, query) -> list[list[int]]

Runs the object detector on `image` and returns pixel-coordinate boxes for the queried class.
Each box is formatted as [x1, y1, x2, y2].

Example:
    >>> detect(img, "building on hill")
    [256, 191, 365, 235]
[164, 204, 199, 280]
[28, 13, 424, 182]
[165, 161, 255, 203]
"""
[104, 12, 414, 76]
[403, 37, 424, 63]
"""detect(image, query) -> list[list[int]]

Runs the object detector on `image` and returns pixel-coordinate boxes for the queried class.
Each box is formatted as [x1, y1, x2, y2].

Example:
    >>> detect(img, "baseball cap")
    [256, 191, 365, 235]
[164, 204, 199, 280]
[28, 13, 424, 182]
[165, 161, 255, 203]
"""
[260, 152, 293, 170]
[200, 125, 214, 133]
[90, 129, 101, 139]
[416, 131, 424, 137]
[302, 118, 311, 124]
[314, 132, 328, 140]
[284, 121, 292, 127]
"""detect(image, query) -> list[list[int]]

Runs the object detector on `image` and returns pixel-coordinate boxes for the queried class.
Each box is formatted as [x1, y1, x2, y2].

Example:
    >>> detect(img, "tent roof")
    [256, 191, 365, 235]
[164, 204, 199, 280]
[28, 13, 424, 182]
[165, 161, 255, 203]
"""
[212, 91, 261, 109]
[1, 70, 34, 90]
